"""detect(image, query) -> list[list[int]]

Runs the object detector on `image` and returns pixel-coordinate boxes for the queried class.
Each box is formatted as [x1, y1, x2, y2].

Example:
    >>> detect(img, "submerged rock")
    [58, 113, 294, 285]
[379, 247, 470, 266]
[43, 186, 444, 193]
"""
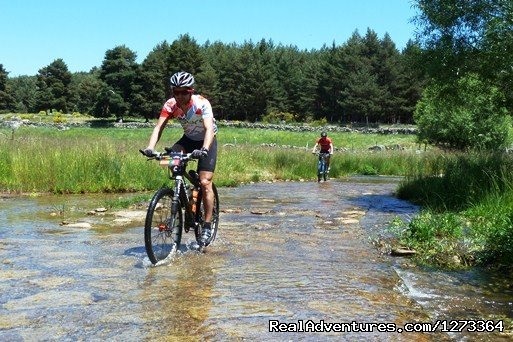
[391, 247, 416, 256]
[221, 208, 242, 213]
[250, 209, 272, 215]
[60, 222, 92, 229]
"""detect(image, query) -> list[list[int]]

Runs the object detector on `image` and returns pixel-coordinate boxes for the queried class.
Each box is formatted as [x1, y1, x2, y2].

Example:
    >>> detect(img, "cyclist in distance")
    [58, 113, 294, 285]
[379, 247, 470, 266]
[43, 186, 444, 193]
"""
[312, 131, 334, 171]
[143, 71, 218, 246]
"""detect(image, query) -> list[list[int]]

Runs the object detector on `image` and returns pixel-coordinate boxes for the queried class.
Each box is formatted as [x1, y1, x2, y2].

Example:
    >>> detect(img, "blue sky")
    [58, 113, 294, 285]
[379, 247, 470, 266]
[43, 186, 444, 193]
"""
[1, 0, 419, 76]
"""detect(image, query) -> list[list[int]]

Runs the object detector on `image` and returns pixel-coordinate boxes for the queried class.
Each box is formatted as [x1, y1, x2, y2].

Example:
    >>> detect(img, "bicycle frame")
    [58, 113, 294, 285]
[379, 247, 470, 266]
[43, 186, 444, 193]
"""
[161, 153, 200, 231]
[317, 153, 329, 170]
[316, 152, 330, 182]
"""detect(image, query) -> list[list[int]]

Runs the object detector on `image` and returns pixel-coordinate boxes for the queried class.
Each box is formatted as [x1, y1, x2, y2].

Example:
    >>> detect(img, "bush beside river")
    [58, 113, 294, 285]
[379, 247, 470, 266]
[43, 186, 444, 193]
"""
[395, 152, 513, 270]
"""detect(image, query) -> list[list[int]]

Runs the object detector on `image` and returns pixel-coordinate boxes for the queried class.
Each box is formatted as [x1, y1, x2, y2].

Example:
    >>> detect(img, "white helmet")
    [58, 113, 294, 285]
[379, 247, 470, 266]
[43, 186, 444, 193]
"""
[169, 71, 195, 87]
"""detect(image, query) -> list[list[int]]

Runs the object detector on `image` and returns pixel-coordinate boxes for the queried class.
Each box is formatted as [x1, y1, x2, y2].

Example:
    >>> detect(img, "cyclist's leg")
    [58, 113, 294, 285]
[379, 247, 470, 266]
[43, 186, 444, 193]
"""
[198, 138, 217, 223]
[320, 150, 329, 171]
[171, 144, 185, 153]
[171, 135, 190, 153]
[199, 171, 214, 222]
[197, 139, 217, 244]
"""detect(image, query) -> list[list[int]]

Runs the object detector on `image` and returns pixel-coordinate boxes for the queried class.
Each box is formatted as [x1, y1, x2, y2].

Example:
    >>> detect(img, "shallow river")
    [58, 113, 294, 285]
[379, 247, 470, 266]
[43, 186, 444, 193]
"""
[1, 177, 512, 341]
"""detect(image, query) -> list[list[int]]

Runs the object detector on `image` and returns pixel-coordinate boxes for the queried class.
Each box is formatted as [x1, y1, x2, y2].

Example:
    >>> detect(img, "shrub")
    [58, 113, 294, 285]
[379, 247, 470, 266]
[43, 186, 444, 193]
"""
[53, 112, 67, 123]
[414, 74, 512, 150]
[262, 111, 297, 124]
[309, 118, 328, 127]
[360, 164, 378, 175]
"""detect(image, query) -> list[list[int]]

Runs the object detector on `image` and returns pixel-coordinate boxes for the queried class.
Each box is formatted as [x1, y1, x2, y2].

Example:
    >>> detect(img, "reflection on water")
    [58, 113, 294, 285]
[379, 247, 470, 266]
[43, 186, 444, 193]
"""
[0, 178, 511, 340]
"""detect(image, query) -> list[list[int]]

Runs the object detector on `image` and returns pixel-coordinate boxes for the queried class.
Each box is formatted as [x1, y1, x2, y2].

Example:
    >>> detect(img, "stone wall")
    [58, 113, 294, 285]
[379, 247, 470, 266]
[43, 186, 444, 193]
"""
[0, 117, 418, 135]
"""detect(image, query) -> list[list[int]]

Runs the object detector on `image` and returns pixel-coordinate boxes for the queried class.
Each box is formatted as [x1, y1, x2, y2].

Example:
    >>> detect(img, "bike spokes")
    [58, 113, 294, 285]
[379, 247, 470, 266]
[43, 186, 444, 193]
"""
[144, 188, 183, 264]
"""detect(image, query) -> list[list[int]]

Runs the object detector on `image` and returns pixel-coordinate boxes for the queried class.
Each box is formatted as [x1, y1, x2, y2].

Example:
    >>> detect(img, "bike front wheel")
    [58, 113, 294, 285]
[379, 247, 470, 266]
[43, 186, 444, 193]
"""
[194, 183, 220, 247]
[317, 160, 324, 182]
[144, 187, 183, 264]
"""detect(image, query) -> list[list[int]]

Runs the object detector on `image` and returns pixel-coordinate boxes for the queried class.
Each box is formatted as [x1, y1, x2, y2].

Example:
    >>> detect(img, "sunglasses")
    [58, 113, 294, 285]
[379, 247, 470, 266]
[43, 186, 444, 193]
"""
[173, 89, 194, 96]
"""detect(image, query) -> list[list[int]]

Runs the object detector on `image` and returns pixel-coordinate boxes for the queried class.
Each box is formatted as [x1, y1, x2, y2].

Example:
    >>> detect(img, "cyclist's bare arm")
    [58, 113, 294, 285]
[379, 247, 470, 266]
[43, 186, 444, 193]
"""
[202, 117, 215, 151]
[312, 143, 319, 153]
[329, 143, 334, 154]
[146, 116, 169, 150]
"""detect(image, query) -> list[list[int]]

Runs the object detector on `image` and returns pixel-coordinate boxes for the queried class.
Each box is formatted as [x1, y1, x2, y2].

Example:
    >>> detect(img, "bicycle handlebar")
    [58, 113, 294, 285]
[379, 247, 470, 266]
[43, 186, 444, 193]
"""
[139, 149, 197, 162]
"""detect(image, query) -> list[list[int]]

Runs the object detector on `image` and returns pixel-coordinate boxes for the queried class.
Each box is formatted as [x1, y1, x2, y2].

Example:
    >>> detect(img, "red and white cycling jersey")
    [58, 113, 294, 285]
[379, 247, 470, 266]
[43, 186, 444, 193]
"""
[159, 94, 218, 141]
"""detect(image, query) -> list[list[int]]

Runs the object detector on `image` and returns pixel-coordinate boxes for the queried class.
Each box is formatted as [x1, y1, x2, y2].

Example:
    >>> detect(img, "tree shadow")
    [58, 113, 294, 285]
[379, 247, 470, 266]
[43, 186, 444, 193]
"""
[348, 193, 419, 215]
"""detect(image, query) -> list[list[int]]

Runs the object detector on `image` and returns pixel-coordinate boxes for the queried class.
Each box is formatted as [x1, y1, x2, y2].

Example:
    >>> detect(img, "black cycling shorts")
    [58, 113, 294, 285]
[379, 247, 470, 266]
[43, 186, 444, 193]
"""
[173, 135, 217, 172]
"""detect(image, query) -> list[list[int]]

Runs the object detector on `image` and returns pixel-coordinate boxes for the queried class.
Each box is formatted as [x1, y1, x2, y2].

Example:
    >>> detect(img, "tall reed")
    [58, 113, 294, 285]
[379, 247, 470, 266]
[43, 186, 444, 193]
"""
[396, 152, 513, 268]
[0, 127, 428, 193]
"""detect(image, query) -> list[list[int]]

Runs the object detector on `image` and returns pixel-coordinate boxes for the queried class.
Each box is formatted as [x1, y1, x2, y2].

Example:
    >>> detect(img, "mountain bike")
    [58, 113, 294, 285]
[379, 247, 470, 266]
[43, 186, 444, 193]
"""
[140, 149, 220, 264]
[314, 152, 330, 182]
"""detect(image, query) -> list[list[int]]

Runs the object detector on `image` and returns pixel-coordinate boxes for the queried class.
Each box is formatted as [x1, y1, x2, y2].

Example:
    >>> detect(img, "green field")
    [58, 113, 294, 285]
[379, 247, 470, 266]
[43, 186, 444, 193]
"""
[0, 126, 422, 192]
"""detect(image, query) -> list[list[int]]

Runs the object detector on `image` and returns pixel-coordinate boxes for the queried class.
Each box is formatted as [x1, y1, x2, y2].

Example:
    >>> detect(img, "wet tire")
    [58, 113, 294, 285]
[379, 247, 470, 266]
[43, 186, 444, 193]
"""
[144, 187, 183, 264]
[317, 160, 323, 182]
[194, 183, 220, 246]
[318, 159, 326, 182]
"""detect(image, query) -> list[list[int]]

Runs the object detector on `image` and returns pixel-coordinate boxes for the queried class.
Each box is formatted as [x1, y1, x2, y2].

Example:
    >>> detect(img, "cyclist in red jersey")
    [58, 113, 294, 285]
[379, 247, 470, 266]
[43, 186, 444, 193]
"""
[312, 131, 334, 171]
[142, 71, 217, 246]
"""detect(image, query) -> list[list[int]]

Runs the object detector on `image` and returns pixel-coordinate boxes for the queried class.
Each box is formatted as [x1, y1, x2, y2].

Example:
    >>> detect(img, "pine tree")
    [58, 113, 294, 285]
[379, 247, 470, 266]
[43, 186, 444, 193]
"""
[7, 75, 37, 112]
[69, 70, 102, 114]
[35, 59, 72, 112]
[97, 45, 138, 119]
[0, 64, 16, 111]
[139, 41, 172, 120]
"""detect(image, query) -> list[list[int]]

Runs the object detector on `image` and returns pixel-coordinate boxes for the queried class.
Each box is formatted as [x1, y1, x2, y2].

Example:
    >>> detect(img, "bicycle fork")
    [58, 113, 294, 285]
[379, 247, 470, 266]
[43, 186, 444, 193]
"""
[171, 177, 183, 215]
[174, 176, 196, 232]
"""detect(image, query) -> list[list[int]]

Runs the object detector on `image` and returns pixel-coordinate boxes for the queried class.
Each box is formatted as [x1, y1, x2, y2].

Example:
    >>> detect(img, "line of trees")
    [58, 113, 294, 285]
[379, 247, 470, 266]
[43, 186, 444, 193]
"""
[0, 29, 424, 124]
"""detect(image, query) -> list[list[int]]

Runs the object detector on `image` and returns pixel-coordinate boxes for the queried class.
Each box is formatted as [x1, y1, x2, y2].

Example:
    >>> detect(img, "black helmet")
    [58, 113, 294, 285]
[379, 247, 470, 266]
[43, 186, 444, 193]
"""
[321, 131, 327, 137]
[170, 71, 195, 88]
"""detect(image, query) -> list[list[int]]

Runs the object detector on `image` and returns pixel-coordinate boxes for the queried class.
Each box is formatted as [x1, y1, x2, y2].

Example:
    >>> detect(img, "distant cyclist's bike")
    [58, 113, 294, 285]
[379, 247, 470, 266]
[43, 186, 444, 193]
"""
[314, 152, 330, 182]
[140, 149, 220, 264]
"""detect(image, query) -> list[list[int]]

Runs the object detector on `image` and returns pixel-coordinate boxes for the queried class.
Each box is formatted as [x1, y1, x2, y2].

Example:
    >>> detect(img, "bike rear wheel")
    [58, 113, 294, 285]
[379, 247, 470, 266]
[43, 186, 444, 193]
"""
[194, 183, 220, 246]
[144, 187, 183, 264]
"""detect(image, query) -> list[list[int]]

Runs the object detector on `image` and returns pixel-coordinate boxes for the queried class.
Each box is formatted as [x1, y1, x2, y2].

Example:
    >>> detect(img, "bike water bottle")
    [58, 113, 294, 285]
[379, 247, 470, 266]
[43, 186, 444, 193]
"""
[190, 187, 199, 214]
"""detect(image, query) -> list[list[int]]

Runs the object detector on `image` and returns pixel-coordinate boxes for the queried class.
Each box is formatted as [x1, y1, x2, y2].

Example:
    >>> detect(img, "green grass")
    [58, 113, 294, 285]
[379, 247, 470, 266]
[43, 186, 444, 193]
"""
[217, 128, 419, 150]
[103, 193, 153, 209]
[0, 126, 424, 193]
[395, 152, 513, 269]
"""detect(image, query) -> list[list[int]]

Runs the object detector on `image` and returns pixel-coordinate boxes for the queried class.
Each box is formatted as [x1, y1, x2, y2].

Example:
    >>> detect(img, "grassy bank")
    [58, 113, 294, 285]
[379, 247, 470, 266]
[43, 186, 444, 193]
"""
[0, 126, 424, 192]
[395, 152, 513, 269]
